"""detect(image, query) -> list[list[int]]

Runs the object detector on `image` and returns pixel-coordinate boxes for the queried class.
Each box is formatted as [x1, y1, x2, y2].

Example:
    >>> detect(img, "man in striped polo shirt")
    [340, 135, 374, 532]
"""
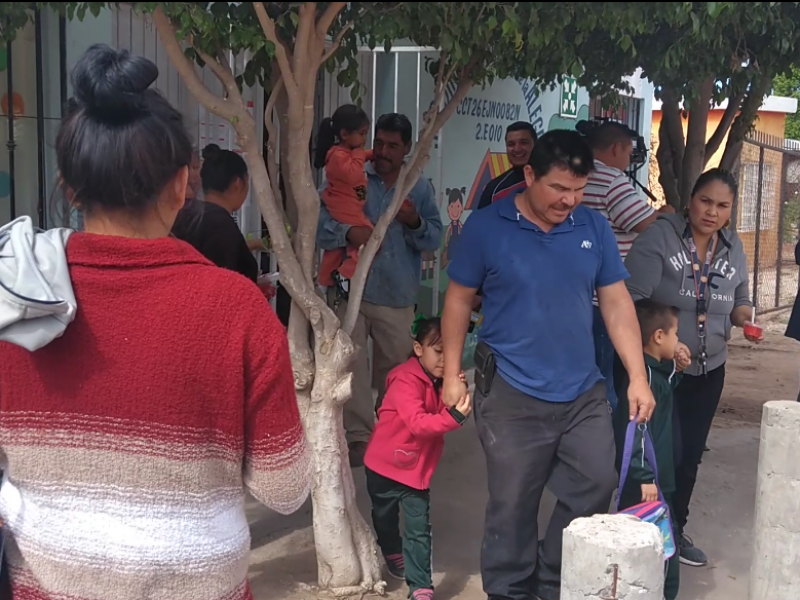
[582, 121, 660, 409]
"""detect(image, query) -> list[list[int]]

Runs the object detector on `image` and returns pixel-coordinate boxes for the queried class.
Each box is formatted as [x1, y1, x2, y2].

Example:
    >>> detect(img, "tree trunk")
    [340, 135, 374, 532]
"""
[719, 75, 773, 173]
[308, 330, 385, 597]
[151, 8, 384, 596]
[679, 79, 714, 206]
[238, 123, 383, 595]
[656, 89, 684, 209]
[278, 107, 384, 599]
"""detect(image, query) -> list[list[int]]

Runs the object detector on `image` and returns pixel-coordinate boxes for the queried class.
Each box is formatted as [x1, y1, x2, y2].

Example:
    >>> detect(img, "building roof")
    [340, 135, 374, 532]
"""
[652, 95, 797, 115]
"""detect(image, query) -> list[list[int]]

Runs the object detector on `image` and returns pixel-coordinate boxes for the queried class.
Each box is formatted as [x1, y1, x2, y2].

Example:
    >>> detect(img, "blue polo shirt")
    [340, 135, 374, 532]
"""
[448, 194, 628, 402]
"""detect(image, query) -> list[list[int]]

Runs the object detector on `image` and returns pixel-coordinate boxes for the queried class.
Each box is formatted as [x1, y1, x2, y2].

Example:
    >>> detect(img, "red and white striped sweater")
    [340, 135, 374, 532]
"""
[0, 233, 311, 600]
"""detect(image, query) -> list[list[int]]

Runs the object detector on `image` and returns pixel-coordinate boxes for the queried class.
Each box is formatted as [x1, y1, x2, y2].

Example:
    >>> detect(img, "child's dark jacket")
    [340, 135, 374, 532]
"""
[613, 353, 681, 494]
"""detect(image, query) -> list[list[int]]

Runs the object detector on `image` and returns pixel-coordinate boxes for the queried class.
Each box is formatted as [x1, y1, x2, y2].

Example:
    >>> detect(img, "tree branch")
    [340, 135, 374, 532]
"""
[151, 7, 236, 121]
[293, 2, 316, 79]
[656, 116, 681, 209]
[254, 2, 298, 95]
[320, 19, 354, 65]
[264, 75, 291, 227]
[193, 45, 242, 105]
[705, 86, 745, 165]
[660, 88, 686, 179]
[720, 73, 772, 172]
[316, 1, 347, 36]
[679, 78, 713, 204]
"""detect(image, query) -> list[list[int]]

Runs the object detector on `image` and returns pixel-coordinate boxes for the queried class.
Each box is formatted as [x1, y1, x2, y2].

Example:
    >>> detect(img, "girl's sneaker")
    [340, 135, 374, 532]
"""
[332, 270, 350, 300]
[411, 589, 434, 600]
[383, 553, 405, 580]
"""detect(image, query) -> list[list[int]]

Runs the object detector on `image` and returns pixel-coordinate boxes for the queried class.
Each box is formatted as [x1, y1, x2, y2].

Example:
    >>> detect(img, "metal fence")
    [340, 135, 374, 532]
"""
[735, 130, 800, 314]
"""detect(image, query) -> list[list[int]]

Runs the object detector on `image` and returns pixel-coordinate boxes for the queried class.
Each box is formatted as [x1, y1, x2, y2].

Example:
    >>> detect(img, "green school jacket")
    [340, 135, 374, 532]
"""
[613, 353, 681, 494]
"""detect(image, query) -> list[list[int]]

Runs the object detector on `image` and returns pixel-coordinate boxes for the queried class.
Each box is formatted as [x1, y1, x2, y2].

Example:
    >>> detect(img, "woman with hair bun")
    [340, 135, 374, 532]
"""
[0, 44, 310, 600]
[172, 142, 261, 282]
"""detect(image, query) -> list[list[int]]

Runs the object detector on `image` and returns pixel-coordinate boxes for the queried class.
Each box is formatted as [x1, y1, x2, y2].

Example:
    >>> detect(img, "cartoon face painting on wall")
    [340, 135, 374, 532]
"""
[441, 186, 466, 269]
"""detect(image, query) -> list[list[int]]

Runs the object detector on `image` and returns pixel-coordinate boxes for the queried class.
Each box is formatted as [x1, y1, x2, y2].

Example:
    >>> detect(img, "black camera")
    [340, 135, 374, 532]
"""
[630, 133, 648, 168]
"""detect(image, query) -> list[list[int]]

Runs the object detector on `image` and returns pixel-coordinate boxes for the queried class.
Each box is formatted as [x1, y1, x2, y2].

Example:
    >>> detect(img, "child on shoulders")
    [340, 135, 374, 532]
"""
[364, 317, 471, 600]
[613, 298, 688, 600]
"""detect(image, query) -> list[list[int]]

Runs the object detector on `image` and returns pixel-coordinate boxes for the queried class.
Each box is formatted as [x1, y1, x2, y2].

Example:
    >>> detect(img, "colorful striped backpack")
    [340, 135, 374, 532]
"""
[615, 418, 677, 560]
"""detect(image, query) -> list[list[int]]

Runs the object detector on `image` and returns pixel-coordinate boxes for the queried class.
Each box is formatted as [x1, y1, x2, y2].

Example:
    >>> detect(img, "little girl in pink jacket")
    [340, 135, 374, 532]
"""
[364, 317, 471, 600]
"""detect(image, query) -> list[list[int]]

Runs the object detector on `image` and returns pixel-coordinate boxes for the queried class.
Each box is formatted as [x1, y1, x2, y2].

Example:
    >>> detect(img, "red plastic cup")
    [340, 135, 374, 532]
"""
[744, 321, 764, 340]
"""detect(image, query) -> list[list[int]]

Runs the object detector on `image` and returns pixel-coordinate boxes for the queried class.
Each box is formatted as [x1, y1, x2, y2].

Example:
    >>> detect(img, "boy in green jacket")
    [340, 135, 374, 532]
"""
[613, 298, 686, 600]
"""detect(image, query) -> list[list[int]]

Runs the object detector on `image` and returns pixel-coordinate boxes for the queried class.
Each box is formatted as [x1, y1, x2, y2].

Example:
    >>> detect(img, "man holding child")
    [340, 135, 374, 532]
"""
[441, 130, 656, 600]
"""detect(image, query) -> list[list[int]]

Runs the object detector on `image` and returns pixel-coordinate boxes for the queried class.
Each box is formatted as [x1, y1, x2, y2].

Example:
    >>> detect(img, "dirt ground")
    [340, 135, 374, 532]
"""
[246, 317, 800, 600]
[718, 310, 800, 424]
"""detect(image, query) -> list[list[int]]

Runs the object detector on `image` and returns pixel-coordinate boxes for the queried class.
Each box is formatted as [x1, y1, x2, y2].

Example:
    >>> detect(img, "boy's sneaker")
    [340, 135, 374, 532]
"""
[383, 553, 405, 580]
[678, 534, 708, 567]
[411, 589, 433, 600]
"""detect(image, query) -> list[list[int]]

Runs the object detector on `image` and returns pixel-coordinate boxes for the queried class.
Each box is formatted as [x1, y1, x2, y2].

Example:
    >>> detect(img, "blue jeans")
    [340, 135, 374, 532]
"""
[592, 305, 617, 410]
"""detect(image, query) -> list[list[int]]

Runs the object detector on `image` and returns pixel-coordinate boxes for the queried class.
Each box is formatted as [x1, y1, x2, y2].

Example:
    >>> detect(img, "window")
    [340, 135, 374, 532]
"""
[739, 162, 777, 232]
[588, 95, 643, 132]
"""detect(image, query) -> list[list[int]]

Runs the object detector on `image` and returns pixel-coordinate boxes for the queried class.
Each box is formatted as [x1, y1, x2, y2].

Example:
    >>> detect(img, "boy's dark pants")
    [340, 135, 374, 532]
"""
[618, 486, 680, 600]
[365, 467, 433, 593]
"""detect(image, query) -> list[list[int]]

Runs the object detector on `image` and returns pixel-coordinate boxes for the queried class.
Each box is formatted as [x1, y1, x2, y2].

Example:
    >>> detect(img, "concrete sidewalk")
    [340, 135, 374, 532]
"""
[246, 416, 758, 600]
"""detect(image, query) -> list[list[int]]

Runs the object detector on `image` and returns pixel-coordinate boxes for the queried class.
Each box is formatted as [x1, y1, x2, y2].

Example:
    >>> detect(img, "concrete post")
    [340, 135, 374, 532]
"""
[749, 400, 800, 599]
[562, 514, 665, 600]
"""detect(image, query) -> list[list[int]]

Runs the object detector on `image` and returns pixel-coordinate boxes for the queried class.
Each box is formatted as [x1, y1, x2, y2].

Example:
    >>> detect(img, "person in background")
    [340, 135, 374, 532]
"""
[472, 122, 538, 310]
[314, 104, 373, 298]
[441, 130, 655, 600]
[624, 168, 758, 567]
[579, 120, 664, 411]
[0, 44, 310, 600]
[317, 113, 443, 468]
[172, 143, 262, 282]
[613, 299, 684, 600]
[185, 149, 202, 202]
[364, 317, 471, 600]
[783, 238, 800, 401]
[476, 121, 538, 210]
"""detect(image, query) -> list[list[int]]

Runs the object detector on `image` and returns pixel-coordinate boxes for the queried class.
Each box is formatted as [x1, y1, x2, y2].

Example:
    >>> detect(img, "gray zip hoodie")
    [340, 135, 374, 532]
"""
[624, 213, 751, 376]
[0, 216, 76, 351]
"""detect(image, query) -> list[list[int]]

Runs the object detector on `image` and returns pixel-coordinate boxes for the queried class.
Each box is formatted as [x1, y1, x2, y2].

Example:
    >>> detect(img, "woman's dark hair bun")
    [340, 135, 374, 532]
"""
[71, 43, 158, 120]
[202, 143, 222, 161]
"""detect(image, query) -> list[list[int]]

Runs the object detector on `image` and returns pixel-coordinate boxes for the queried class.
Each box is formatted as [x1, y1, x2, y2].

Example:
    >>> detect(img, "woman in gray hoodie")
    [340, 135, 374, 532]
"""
[624, 168, 759, 568]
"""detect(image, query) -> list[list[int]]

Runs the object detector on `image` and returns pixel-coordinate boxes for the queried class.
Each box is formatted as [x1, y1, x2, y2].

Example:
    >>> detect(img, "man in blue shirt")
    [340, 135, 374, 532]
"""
[317, 113, 443, 467]
[440, 130, 655, 600]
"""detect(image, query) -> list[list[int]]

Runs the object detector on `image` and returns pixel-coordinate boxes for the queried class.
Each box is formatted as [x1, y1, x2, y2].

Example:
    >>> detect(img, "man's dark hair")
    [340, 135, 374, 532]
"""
[578, 120, 637, 151]
[527, 129, 594, 179]
[375, 112, 413, 145]
[635, 298, 680, 346]
[506, 121, 537, 142]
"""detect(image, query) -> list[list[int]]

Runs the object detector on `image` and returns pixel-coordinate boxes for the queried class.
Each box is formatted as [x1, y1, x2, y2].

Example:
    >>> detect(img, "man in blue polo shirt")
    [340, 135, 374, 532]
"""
[441, 130, 655, 600]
